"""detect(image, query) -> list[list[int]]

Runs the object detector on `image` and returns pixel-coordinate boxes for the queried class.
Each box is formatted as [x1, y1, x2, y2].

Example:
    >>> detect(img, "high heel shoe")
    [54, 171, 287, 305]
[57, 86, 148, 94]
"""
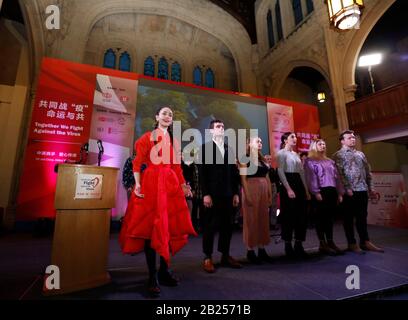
[246, 250, 262, 264]
[258, 248, 273, 263]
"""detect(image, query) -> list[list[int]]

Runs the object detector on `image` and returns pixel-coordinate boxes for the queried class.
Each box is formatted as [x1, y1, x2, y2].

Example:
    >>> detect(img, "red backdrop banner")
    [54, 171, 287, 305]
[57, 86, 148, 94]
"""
[266, 97, 320, 167]
[16, 58, 137, 220]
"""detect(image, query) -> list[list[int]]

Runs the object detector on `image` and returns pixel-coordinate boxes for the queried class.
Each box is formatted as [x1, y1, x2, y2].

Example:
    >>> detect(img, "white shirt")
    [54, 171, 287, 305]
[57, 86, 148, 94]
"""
[212, 138, 225, 158]
[276, 149, 307, 192]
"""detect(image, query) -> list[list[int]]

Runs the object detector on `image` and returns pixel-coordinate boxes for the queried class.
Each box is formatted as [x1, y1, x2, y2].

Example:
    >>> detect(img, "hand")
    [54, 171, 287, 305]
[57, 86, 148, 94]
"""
[133, 183, 144, 198]
[315, 193, 323, 201]
[267, 195, 273, 207]
[233, 194, 240, 207]
[203, 195, 213, 208]
[369, 189, 377, 199]
[245, 194, 254, 207]
[182, 184, 193, 198]
[306, 192, 311, 201]
[287, 188, 296, 199]
[338, 195, 343, 203]
[347, 189, 353, 197]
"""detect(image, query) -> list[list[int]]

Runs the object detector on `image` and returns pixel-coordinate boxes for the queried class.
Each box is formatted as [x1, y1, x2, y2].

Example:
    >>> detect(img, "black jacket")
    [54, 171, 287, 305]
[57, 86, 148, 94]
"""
[198, 141, 240, 198]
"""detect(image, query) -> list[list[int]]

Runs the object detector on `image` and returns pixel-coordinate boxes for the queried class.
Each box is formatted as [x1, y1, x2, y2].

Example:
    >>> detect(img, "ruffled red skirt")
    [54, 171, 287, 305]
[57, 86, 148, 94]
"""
[119, 164, 197, 265]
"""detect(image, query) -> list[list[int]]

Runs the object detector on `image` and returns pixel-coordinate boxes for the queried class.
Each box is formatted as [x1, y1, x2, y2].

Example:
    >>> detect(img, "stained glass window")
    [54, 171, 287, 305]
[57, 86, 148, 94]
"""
[119, 51, 131, 71]
[171, 62, 181, 82]
[143, 56, 155, 77]
[293, 0, 303, 25]
[103, 48, 116, 69]
[267, 10, 275, 48]
[158, 57, 169, 80]
[205, 68, 214, 88]
[193, 66, 202, 86]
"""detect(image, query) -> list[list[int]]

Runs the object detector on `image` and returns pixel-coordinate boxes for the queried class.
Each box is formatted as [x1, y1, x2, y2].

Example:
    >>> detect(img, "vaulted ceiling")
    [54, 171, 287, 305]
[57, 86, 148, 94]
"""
[0, 0, 258, 43]
[208, 0, 257, 43]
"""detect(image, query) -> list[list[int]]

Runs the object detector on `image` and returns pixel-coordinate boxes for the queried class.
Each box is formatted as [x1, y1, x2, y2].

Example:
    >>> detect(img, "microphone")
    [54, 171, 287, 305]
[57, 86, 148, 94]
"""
[97, 140, 104, 166]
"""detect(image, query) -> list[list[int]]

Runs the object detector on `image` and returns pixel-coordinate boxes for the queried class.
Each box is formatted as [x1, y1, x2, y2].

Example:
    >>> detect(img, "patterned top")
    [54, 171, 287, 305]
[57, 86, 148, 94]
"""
[304, 158, 344, 195]
[332, 147, 373, 192]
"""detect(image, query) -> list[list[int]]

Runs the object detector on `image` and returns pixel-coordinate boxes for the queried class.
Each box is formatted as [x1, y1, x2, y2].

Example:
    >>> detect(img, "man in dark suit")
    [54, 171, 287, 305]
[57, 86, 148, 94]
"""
[199, 119, 242, 273]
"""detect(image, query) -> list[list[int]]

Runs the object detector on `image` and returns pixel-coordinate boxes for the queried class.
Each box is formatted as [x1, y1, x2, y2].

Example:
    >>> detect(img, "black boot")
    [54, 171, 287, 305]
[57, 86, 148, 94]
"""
[147, 274, 161, 298]
[246, 250, 262, 264]
[158, 258, 179, 287]
[285, 242, 295, 259]
[258, 248, 273, 263]
[294, 241, 309, 259]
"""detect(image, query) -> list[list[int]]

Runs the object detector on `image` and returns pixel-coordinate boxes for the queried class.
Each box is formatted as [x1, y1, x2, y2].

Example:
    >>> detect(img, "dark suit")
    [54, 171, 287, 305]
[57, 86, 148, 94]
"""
[199, 141, 240, 257]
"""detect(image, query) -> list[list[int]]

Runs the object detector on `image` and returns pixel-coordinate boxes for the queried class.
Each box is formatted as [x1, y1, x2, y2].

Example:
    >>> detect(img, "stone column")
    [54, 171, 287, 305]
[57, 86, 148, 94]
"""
[324, 28, 350, 132]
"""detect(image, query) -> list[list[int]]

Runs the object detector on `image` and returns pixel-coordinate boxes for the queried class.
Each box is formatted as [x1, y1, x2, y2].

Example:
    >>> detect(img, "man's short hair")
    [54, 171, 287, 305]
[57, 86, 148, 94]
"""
[339, 130, 355, 141]
[209, 119, 224, 129]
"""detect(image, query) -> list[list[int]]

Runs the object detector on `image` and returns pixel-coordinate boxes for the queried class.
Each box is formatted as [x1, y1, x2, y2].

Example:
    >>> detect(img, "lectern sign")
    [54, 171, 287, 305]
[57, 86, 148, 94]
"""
[75, 174, 103, 199]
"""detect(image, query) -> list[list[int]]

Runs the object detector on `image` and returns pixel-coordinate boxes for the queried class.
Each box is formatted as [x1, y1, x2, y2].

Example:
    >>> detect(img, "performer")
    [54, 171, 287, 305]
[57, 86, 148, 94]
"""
[304, 139, 344, 255]
[277, 132, 310, 259]
[199, 119, 242, 273]
[240, 137, 273, 264]
[333, 130, 384, 253]
[119, 106, 197, 297]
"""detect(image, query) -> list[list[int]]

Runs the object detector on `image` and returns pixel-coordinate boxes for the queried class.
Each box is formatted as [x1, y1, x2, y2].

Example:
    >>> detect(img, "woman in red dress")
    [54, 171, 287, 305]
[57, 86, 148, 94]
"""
[119, 106, 197, 297]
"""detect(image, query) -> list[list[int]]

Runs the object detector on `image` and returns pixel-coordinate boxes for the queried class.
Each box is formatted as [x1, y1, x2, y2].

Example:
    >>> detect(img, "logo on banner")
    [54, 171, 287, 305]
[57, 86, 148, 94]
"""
[102, 92, 112, 99]
[74, 174, 103, 199]
[120, 96, 130, 103]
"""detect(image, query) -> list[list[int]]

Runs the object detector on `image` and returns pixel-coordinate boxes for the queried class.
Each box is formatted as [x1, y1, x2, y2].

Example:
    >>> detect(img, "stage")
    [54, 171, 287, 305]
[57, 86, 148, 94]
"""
[1, 223, 408, 300]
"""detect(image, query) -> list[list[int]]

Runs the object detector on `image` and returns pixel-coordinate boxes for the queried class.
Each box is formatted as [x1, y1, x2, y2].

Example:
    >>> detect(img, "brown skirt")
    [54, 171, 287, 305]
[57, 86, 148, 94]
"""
[242, 177, 270, 248]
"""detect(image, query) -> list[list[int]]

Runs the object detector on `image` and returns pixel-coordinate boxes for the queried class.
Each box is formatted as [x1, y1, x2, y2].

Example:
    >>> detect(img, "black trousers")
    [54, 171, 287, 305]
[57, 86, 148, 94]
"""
[280, 173, 307, 242]
[202, 196, 234, 257]
[313, 187, 338, 242]
[342, 191, 370, 245]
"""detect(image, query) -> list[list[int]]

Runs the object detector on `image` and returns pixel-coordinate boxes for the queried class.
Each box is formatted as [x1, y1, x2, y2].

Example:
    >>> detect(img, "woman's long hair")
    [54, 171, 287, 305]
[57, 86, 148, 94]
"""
[280, 132, 293, 149]
[308, 139, 330, 160]
[246, 137, 266, 164]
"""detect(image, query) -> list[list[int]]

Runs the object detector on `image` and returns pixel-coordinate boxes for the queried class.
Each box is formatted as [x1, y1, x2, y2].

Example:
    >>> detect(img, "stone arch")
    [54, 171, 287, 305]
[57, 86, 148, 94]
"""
[61, 0, 256, 93]
[342, 0, 395, 89]
[272, 59, 331, 97]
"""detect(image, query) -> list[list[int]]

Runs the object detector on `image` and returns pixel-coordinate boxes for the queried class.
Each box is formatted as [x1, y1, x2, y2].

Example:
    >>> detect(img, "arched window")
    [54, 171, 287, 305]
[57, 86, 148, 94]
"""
[143, 56, 155, 77]
[171, 62, 181, 82]
[193, 66, 202, 86]
[306, 0, 314, 15]
[267, 10, 275, 49]
[292, 0, 303, 25]
[275, 1, 283, 41]
[103, 49, 116, 69]
[205, 68, 214, 88]
[119, 51, 131, 72]
[158, 57, 169, 80]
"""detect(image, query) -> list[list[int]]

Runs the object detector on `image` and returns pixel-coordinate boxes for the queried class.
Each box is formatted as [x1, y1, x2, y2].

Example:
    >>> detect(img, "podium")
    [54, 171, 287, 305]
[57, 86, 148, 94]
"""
[45, 164, 119, 295]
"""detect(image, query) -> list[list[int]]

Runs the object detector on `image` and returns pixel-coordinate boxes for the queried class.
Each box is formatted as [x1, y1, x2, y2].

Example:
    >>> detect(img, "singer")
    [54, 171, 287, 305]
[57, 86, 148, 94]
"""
[119, 106, 197, 297]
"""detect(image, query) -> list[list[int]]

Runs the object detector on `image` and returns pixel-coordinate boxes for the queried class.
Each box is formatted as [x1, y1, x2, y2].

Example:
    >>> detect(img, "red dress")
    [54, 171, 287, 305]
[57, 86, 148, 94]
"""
[119, 130, 197, 265]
